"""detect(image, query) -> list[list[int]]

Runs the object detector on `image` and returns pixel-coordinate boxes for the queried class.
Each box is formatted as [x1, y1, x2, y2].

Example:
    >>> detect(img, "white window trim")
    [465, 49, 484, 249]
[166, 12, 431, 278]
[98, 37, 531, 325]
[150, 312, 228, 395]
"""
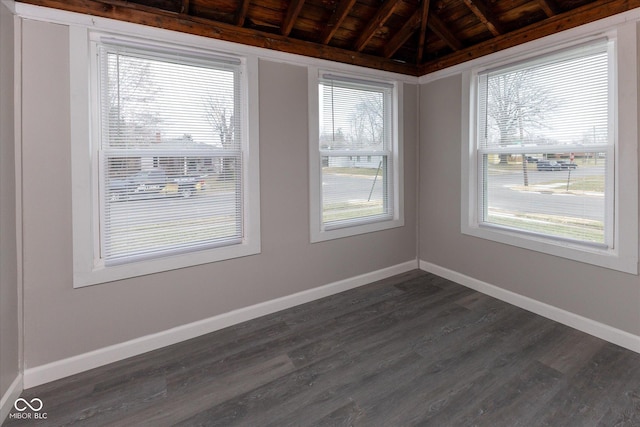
[308, 67, 404, 243]
[461, 25, 638, 274]
[71, 27, 261, 287]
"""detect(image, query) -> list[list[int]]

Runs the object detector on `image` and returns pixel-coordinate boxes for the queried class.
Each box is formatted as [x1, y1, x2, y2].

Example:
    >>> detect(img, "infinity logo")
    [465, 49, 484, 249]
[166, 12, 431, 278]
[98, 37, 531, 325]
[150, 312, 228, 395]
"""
[14, 398, 43, 412]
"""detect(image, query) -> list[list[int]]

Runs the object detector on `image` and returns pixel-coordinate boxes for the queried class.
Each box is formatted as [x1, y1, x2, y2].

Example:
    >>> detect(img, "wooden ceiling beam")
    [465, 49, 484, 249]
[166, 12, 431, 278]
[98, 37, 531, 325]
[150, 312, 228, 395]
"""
[416, 0, 431, 64]
[180, 0, 189, 15]
[383, 7, 422, 59]
[537, 0, 558, 17]
[428, 14, 463, 51]
[320, 0, 357, 45]
[17, 0, 640, 77]
[281, 0, 306, 36]
[463, 0, 503, 36]
[17, 0, 420, 75]
[235, 0, 251, 26]
[354, 0, 402, 52]
[420, 0, 640, 74]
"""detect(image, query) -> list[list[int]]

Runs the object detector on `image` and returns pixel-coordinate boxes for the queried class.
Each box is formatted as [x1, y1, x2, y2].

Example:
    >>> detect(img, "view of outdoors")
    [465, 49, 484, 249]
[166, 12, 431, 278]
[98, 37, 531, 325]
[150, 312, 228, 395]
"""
[100, 46, 244, 262]
[319, 80, 392, 226]
[478, 43, 610, 244]
[321, 155, 387, 224]
[483, 153, 606, 243]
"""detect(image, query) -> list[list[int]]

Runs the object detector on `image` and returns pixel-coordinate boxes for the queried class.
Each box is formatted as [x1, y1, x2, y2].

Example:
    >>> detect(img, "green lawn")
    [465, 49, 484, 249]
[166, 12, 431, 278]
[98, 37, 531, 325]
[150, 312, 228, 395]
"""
[323, 167, 381, 177]
[108, 215, 239, 257]
[488, 211, 604, 243]
[508, 174, 605, 194]
[323, 200, 384, 223]
[559, 175, 604, 192]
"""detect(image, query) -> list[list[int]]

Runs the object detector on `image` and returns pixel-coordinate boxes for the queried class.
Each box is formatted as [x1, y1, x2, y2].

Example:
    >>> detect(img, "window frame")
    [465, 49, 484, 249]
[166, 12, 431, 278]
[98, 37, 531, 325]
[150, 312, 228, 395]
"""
[71, 30, 261, 287]
[461, 29, 638, 274]
[308, 68, 404, 243]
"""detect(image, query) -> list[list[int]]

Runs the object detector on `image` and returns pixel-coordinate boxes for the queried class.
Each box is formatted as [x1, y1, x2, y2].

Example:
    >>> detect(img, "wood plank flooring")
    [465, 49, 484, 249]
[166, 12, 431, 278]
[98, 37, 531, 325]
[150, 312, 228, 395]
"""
[5, 270, 640, 426]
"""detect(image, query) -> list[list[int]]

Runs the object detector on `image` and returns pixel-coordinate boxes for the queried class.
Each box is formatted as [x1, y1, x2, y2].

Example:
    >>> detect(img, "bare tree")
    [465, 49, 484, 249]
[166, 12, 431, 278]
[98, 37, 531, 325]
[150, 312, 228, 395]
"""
[350, 94, 384, 149]
[107, 54, 161, 147]
[320, 128, 347, 150]
[104, 54, 163, 178]
[204, 95, 237, 180]
[486, 70, 558, 186]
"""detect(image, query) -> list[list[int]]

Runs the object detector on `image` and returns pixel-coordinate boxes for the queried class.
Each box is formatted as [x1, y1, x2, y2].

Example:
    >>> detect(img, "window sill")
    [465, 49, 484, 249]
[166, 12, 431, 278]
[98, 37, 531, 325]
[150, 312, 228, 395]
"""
[74, 240, 261, 287]
[311, 217, 404, 243]
[461, 222, 637, 275]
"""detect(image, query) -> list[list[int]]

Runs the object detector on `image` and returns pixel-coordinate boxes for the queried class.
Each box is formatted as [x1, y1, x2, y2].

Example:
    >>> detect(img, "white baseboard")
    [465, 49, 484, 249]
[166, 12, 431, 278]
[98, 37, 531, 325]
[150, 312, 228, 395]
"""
[1, 374, 23, 424]
[420, 260, 640, 354]
[24, 260, 419, 389]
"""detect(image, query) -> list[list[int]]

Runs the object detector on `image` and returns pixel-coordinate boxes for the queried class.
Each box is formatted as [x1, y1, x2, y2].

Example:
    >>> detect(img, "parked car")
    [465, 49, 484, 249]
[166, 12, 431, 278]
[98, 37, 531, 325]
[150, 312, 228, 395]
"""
[108, 168, 206, 201]
[557, 160, 578, 169]
[525, 156, 540, 163]
[536, 160, 563, 171]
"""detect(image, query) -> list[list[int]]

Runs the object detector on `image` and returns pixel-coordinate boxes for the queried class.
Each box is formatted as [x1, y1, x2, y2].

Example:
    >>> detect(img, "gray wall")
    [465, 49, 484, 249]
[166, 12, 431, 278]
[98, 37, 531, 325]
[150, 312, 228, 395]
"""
[0, 0, 19, 402]
[419, 71, 640, 335]
[14, 4, 639, 382]
[19, 19, 418, 368]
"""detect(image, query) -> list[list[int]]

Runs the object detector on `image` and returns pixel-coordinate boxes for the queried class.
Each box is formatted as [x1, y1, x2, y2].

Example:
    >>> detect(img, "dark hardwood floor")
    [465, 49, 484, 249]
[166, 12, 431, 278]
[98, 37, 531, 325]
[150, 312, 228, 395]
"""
[5, 270, 640, 426]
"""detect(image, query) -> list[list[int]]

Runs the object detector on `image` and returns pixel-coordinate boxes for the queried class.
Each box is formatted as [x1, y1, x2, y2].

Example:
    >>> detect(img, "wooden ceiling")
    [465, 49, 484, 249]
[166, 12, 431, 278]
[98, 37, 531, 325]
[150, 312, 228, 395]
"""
[16, 0, 640, 75]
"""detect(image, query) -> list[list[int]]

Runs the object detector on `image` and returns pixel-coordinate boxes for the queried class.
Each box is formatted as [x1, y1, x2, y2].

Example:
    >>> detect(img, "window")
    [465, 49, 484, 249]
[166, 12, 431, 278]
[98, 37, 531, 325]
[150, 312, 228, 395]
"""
[72, 33, 260, 286]
[463, 34, 637, 273]
[309, 71, 404, 242]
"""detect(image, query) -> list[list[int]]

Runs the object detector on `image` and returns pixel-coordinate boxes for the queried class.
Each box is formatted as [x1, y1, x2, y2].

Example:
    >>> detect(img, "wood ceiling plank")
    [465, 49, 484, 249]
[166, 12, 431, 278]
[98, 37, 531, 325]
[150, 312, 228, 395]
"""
[428, 14, 464, 51]
[236, 0, 251, 25]
[281, 0, 306, 35]
[420, 0, 640, 74]
[17, 0, 420, 75]
[416, 0, 430, 64]
[15, 0, 640, 76]
[354, 0, 403, 52]
[383, 6, 422, 58]
[537, 0, 558, 17]
[320, 0, 357, 44]
[462, 0, 503, 36]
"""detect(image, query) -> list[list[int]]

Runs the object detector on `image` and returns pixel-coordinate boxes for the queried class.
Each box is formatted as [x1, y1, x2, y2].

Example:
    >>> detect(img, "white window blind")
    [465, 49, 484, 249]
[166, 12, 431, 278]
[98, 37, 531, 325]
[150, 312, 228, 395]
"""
[475, 39, 613, 246]
[97, 41, 245, 265]
[318, 75, 394, 230]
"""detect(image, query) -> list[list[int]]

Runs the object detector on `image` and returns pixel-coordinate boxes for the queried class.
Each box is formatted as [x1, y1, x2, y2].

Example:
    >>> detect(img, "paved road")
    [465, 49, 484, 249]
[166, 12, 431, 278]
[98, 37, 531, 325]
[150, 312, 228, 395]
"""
[322, 173, 383, 204]
[105, 173, 385, 241]
[105, 167, 604, 229]
[486, 166, 604, 221]
[106, 191, 239, 226]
